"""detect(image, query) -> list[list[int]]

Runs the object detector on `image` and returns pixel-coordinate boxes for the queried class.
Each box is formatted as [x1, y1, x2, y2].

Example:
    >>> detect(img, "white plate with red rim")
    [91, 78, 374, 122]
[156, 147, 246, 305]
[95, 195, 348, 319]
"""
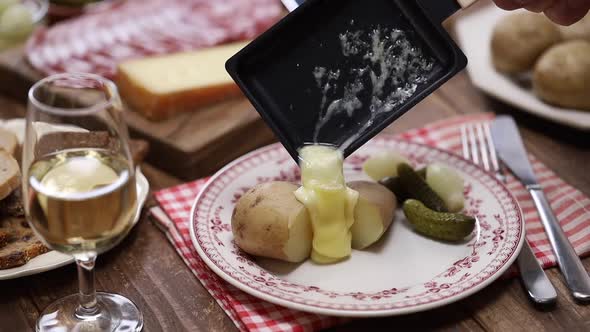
[190, 137, 525, 317]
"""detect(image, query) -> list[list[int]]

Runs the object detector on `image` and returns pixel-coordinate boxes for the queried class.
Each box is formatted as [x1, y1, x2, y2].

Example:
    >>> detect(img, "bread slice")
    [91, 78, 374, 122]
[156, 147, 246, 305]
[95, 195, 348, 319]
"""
[0, 230, 9, 249]
[0, 216, 49, 269]
[0, 128, 18, 156]
[0, 190, 24, 249]
[0, 189, 23, 219]
[0, 150, 20, 201]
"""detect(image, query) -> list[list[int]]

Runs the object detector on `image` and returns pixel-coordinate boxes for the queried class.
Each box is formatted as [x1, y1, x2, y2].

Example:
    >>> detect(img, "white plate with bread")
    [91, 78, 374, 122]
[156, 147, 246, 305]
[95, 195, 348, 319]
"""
[0, 119, 150, 280]
[454, 5, 590, 130]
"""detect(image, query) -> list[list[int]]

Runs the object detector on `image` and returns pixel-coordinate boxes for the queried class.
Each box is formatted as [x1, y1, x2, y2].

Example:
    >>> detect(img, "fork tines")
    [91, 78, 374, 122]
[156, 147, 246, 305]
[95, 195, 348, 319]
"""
[461, 122, 502, 178]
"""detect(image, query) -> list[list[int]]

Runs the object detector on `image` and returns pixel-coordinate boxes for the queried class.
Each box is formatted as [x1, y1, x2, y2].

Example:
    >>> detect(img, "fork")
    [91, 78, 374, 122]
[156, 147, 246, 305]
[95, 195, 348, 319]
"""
[461, 122, 557, 305]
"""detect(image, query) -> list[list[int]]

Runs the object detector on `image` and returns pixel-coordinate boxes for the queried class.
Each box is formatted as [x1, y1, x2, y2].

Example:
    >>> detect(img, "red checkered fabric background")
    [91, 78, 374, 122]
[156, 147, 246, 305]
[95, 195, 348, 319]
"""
[151, 114, 590, 332]
[26, 0, 283, 79]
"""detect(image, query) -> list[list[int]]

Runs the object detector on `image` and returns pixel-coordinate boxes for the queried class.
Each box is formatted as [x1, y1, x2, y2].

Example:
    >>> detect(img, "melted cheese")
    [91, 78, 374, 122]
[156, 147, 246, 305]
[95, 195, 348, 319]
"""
[295, 145, 358, 264]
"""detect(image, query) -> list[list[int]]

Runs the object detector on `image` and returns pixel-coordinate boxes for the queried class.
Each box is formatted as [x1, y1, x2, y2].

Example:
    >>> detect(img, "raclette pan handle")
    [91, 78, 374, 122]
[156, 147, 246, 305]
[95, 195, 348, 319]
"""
[282, 0, 478, 18]
[416, 0, 478, 24]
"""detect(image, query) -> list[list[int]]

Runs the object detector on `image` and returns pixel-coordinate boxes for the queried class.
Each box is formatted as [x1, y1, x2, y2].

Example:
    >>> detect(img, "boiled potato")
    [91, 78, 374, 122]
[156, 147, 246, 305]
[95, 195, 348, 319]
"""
[533, 40, 590, 111]
[348, 181, 397, 249]
[232, 181, 312, 263]
[559, 14, 590, 41]
[491, 12, 561, 74]
[425, 163, 465, 213]
[363, 151, 410, 181]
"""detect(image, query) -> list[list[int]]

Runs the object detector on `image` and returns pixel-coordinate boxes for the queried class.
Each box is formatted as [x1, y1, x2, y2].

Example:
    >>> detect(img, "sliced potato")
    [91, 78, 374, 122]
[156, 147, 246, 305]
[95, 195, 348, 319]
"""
[231, 181, 312, 263]
[348, 181, 397, 249]
[425, 163, 465, 213]
[362, 151, 410, 181]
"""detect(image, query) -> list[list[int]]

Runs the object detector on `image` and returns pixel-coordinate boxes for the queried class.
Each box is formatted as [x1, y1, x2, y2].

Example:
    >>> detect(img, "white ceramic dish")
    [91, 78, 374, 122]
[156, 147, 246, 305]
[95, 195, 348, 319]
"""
[190, 137, 525, 317]
[454, 6, 590, 130]
[0, 119, 150, 280]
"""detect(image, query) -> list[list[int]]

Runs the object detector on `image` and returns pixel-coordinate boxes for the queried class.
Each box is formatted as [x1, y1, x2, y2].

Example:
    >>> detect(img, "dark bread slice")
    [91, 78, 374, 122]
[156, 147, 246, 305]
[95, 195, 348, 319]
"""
[0, 230, 9, 248]
[0, 217, 49, 269]
[0, 190, 24, 249]
[0, 189, 24, 219]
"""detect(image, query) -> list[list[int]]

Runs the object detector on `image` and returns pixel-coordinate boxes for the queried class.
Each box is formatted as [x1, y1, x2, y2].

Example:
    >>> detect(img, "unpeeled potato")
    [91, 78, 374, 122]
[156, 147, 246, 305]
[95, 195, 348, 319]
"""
[231, 181, 312, 263]
[491, 12, 561, 74]
[232, 180, 397, 263]
[559, 14, 590, 41]
[348, 181, 397, 249]
[533, 40, 590, 111]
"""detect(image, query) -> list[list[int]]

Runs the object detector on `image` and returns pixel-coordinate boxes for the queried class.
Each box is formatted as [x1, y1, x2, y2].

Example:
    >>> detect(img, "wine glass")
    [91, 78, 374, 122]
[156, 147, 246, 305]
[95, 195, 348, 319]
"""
[22, 73, 142, 331]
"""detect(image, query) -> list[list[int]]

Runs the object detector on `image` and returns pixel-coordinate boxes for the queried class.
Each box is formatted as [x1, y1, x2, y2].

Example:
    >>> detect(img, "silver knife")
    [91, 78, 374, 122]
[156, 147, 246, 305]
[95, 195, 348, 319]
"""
[492, 115, 590, 301]
[516, 236, 557, 304]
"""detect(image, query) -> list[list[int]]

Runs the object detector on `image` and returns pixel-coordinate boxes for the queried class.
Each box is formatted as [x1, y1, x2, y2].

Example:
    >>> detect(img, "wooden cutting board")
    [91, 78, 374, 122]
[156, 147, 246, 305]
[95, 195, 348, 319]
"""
[0, 46, 275, 180]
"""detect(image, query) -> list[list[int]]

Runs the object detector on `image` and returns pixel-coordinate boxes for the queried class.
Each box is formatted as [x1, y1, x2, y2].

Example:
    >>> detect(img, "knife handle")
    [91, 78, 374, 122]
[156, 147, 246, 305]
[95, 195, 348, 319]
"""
[529, 186, 590, 301]
[517, 240, 557, 305]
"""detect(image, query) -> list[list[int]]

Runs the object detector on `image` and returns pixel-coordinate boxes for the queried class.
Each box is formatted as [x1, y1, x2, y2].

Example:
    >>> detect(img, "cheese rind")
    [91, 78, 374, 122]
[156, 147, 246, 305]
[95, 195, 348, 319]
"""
[116, 41, 249, 120]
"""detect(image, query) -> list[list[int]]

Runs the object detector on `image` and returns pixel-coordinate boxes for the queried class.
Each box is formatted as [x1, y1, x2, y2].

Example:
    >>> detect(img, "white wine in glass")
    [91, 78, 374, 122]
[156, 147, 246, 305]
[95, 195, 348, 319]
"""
[22, 73, 142, 331]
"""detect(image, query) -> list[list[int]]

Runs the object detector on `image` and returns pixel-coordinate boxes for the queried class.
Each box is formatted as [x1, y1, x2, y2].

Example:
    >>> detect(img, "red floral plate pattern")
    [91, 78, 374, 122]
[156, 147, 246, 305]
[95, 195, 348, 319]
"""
[190, 137, 524, 317]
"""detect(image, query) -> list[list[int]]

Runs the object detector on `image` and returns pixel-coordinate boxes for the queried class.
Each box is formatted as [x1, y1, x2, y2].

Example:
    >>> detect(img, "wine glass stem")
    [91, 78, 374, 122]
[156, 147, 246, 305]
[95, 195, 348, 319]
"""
[75, 254, 99, 317]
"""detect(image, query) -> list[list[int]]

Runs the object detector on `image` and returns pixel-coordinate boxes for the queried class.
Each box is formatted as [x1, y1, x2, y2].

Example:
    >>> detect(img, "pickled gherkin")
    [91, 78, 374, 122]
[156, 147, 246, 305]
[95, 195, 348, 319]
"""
[403, 200, 475, 241]
[397, 163, 448, 212]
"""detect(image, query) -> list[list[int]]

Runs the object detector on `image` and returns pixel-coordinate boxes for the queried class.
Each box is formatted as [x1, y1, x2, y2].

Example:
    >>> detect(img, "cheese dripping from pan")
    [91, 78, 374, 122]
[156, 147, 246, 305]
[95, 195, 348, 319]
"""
[295, 145, 358, 264]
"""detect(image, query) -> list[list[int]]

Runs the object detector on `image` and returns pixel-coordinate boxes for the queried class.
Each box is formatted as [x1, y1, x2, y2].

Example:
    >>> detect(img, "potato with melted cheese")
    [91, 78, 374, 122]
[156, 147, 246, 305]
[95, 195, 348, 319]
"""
[295, 145, 358, 264]
[348, 181, 397, 249]
[231, 182, 312, 263]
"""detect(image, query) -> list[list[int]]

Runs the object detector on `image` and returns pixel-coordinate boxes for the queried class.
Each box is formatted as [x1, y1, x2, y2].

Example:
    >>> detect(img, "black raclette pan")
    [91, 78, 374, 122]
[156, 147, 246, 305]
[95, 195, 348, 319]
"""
[226, 0, 476, 161]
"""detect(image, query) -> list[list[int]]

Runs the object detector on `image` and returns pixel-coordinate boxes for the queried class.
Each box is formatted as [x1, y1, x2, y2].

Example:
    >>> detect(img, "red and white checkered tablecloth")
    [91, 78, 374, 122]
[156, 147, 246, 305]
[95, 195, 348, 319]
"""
[26, 0, 283, 79]
[150, 114, 590, 332]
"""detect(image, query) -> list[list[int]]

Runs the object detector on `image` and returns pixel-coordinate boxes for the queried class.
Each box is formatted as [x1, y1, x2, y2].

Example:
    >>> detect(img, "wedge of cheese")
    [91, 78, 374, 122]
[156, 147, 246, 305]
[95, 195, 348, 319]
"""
[116, 41, 249, 120]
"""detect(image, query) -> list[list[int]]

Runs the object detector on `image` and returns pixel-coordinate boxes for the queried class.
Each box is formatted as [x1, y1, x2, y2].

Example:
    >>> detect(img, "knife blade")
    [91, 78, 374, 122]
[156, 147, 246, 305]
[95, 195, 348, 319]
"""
[491, 115, 590, 301]
[490, 117, 537, 186]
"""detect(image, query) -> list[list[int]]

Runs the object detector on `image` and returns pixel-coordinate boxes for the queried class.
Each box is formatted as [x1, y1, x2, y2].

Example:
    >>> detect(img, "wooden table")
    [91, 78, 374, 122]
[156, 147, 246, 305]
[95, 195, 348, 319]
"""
[1, 71, 590, 332]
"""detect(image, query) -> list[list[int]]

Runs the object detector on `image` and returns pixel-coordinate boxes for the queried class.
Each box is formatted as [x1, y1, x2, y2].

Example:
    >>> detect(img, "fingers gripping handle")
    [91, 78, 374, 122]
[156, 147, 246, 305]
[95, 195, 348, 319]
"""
[416, 0, 478, 24]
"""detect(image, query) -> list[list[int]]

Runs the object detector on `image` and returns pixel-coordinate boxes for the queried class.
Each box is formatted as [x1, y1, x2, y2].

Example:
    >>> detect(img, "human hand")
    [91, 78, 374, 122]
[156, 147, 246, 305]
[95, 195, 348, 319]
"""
[492, 0, 590, 25]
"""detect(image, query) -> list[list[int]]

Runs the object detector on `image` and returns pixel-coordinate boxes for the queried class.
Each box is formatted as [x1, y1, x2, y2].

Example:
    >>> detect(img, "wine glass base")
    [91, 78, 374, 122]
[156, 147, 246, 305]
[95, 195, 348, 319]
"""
[37, 292, 143, 332]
